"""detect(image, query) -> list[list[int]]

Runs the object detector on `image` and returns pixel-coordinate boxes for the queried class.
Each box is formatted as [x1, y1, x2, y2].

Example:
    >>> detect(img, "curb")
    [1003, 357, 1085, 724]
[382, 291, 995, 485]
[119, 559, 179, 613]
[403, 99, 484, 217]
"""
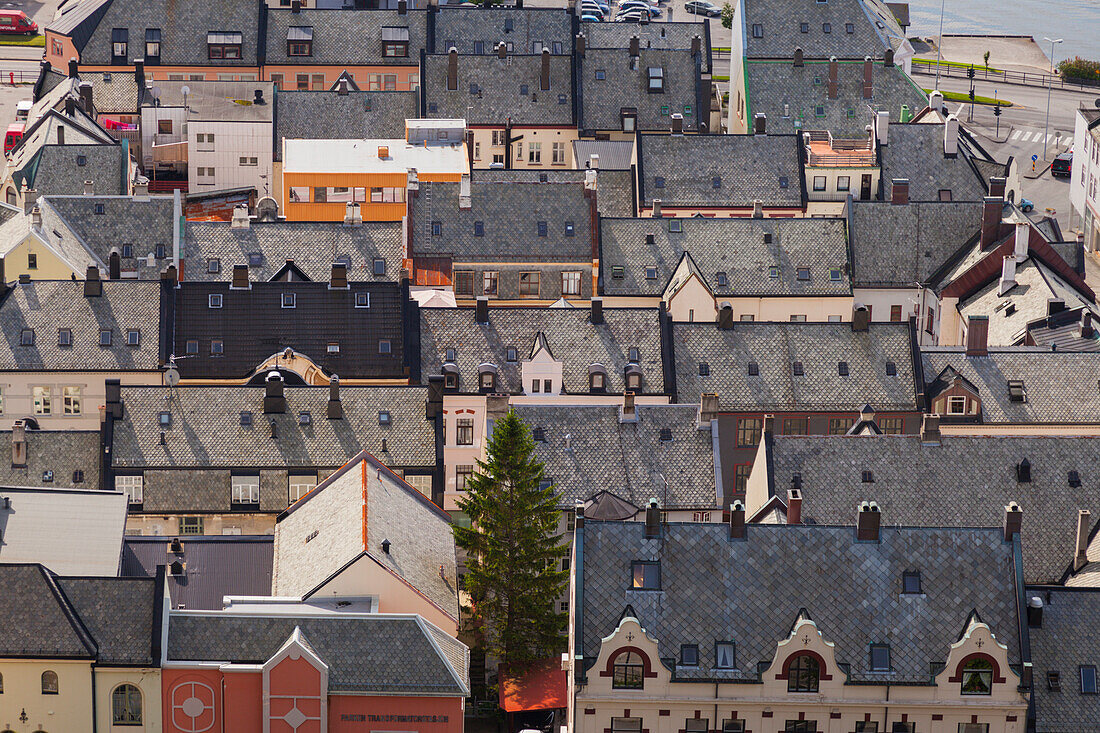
[911, 67, 1097, 94]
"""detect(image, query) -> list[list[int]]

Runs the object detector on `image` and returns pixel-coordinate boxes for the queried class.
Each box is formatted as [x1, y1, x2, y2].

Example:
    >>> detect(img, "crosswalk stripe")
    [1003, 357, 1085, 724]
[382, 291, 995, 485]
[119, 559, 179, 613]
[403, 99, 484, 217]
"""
[1020, 131, 1033, 142]
[1011, 130, 1022, 140]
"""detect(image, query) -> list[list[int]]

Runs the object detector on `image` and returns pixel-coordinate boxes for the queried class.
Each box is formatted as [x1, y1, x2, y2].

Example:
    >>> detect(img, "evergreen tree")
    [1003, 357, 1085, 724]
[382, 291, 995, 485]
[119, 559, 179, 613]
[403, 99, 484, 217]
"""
[454, 410, 569, 667]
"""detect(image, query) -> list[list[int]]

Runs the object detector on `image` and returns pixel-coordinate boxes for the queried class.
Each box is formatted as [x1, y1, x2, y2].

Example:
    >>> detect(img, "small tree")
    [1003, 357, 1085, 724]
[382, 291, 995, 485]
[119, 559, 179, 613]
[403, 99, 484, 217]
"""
[454, 411, 569, 668]
[721, 2, 734, 29]
[983, 50, 991, 68]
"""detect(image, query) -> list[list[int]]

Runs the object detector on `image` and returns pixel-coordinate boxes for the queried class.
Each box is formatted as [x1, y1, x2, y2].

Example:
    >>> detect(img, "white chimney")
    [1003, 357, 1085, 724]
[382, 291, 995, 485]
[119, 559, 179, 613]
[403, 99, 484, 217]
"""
[83, 180, 94, 196]
[998, 255, 1017, 296]
[588, 153, 599, 169]
[132, 181, 150, 201]
[230, 204, 250, 229]
[458, 173, 471, 210]
[875, 110, 890, 146]
[1014, 221, 1029, 258]
[30, 204, 42, 229]
[929, 90, 944, 115]
[584, 168, 596, 191]
[407, 167, 420, 191]
[944, 115, 960, 158]
[344, 201, 362, 226]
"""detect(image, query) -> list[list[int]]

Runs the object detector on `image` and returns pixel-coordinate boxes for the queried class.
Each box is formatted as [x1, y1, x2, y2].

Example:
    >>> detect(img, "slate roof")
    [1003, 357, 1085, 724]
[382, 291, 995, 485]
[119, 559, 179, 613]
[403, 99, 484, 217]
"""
[745, 59, 926, 138]
[264, 8, 428, 66]
[573, 139, 634, 170]
[600, 216, 850, 297]
[879, 123, 994, 203]
[56, 576, 158, 665]
[419, 306, 665, 394]
[742, 0, 907, 58]
[171, 281, 407, 380]
[86, 70, 142, 114]
[78, 0, 263, 66]
[581, 21, 711, 72]
[166, 613, 468, 694]
[672, 321, 918, 410]
[111, 385, 435, 470]
[0, 431, 101, 489]
[19, 144, 126, 197]
[578, 48, 704, 133]
[636, 133, 804, 209]
[848, 200, 981, 286]
[184, 220, 404, 282]
[422, 53, 575, 125]
[433, 7, 574, 54]
[579, 521, 1020, 683]
[515, 403, 718, 510]
[0, 564, 97, 658]
[0, 280, 164, 371]
[122, 535, 274, 610]
[766, 433, 1100, 583]
[410, 179, 593, 261]
[922, 349, 1100, 423]
[1027, 586, 1100, 732]
[274, 90, 419, 159]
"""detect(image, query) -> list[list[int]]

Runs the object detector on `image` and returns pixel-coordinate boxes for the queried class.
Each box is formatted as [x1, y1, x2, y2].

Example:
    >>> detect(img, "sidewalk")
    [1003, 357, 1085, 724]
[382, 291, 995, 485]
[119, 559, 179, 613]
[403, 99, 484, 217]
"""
[915, 34, 1052, 75]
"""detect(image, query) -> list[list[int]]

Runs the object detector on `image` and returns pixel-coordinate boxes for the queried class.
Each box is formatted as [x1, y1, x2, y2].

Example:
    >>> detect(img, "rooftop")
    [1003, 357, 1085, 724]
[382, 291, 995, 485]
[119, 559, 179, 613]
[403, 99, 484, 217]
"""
[274, 90, 419, 159]
[879, 122, 997, 203]
[578, 48, 704, 133]
[580, 21, 712, 72]
[282, 137, 468, 174]
[742, 0, 908, 59]
[145, 81, 276, 122]
[434, 6, 574, 55]
[1027, 586, 1100, 732]
[264, 8, 428, 66]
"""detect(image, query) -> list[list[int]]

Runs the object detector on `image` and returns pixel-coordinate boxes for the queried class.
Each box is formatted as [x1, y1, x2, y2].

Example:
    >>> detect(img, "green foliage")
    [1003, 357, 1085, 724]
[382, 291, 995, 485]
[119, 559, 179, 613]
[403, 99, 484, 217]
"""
[1057, 57, 1100, 83]
[454, 411, 568, 668]
[921, 88, 1013, 106]
[983, 50, 991, 67]
[721, 3, 734, 29]
[0, 34, 44, 47]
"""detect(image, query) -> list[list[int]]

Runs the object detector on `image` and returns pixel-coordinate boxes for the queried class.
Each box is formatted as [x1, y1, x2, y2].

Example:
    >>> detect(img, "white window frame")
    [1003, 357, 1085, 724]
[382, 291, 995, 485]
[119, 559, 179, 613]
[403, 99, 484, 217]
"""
[562, 271, 581, 297]
[63, 386, 82, 415]
[116, 474, 143, 504]
[231, 474, 260, 504]
[288, 474, 317, 504]
[947, 395, 967, 415]
[33, 386, 51, 414]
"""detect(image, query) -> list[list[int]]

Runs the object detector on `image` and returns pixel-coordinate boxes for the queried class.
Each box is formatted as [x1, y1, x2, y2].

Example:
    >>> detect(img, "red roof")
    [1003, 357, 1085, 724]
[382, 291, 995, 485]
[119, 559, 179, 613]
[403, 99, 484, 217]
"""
[499, 658, 568, 713]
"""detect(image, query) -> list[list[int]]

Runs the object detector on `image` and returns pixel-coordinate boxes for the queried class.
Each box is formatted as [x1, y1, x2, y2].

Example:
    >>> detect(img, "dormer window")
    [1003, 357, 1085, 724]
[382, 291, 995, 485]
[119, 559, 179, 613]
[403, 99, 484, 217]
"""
[19, 328, 34, 346]
[902, 570, 921, 594]
[207, 31, 243, 60]
[111, 28, 128, 62]
[589, 363, 608, 392]
[282, 293, 296, 308]
[679, 645, 698, 666]
[478, 364, 498, 392]
[443, 363, 459, 390]
[145, 28, 161, 61]
[947, 396, 967, 415]
[628, 347, 640, 363]
[382, 27, 410, 57]
[287, 27, 313, 56]
[961, 658, 994, 695]
[624, 364, 643, 391]
[209, 294, 223, 309]
[621, 108, 637, 134]
[647, 67, 664, 93]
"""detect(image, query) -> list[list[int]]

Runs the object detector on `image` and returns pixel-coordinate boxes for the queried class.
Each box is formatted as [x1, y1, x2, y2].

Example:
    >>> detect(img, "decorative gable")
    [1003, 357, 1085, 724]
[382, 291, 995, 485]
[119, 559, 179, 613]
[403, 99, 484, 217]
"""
[522, 331, 563, 395]
[663, 252, 717, 323]
[263, 626, 330, 733]
[935, 610, 1019, 701]
[929, 366, 982, 420]
[761, 610, 843, 696]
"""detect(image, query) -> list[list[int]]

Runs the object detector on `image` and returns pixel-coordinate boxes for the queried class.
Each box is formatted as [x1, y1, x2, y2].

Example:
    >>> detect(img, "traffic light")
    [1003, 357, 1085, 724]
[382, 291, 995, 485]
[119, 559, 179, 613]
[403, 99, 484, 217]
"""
[967, 65, 975, 79]
[993, 104, 1002, 117]
[968, 88, 975, 101]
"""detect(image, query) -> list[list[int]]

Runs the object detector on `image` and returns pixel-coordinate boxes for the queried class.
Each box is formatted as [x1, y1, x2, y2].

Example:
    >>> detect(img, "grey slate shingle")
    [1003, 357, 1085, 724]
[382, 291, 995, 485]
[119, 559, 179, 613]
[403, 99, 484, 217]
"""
[422, 53, 575, 125]
[0, 431, 101, 489]
[25, 144, 126, 197]
[1027, 586, 1100, 732]
[274, 90, 419, 158]
[578, 48, 703, 133]
[742, 0, 907, 58]
[581, 21, 711, 73]
[434, 7, 573, 55]
[264, 8, 428, 66]
[879, 123, 992, 203]
[0, 565, 96, 658]
[57, 576, 157, 665]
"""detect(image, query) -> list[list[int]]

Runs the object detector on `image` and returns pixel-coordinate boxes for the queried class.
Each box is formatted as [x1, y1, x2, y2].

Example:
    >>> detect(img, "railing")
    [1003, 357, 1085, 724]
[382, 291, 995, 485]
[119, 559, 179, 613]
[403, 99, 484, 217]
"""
[0, 69, 41, 85]
[806, 151, 876, 166]
[911, 59, 1100, 90]
[149, 179, 188, 193]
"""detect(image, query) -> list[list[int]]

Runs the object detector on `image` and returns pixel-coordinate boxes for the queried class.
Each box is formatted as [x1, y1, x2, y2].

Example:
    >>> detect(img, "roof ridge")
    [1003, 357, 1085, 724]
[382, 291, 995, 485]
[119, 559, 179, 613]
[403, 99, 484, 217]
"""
[40, 566, 99, 658]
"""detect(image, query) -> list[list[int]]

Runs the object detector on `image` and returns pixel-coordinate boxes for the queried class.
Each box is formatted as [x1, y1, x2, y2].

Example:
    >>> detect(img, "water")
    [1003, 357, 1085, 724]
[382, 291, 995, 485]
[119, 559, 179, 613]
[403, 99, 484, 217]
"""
[904, 0, 1099, 60]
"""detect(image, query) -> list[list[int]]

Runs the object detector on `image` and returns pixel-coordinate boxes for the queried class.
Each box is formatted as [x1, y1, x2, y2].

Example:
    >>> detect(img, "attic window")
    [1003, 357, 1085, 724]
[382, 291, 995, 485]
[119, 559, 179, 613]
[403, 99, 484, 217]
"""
[158, 411, 172, 427]
[94, 204, 105, 215]
[504, 18, 514, 30]
[870, 644, 890, 671]
[19, 328, 34, 346]
[822, 22, 832, 32]
[845, 22, 855, 33]
[1048, 672, 1061, 691]
[779, 176, 789, 189]
[1069, 470, 1082, 488]
[669, 220, 682, 233]
[1007, 380, 1026, 402]
[378, 410, 391, 425]
[58, 329, 72, 346]
[533, 427, 547, 442]
[207, 31, 243, 60]
[628, 347, 640, 363]
[659, 428, 673, 443]
[537, 221, 548, 237]
[240, 411, 253, 426]
[373, 258, 386, 276]
[699, 362, 710, 376]
[445, 348, 456, 362]
[885, 361, 897, 376]
[121, 244, 134, 258]
[647, 67, 664, 93]
[861, 470, 874, 483]
[327, 342, 340, 353]
[768, 266, 779, 279]
[645, 267, 658, 280]
[712, 177, 722, 189]
[99, 329, 112, 346]
[902, 570, 921, 594]
[431, 221, 442, 236]
[612, 266, 625, 279]
[792, 361, 804, 376]
[747, 362, 759, 376]
[381, 26, 410, 57]
[800, 22, 809, 32]
[1017, 458, 1031, 483]
[282, 293, 296, 308]
[298, 411, 311, 426]
[474, 221, 484, 236]
[829, 268, 842, 281]
[355, 292, 370, 308]
[287, 26, 313, 56]
[207, 258, 221, 273]
[76, 155, 87, 166]
[751, 23, 763, 38]
[654, 177, 665, 189]
[716, 272, 728, 287]
[595, 69, 606, 80]
[565, 222, 575, 236]
[838, 361, 849, 376]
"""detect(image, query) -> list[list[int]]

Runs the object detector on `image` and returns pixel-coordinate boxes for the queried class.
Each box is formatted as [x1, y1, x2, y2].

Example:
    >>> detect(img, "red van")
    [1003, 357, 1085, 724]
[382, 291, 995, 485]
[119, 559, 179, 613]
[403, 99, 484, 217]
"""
[4, 123, 24, 155]
[0, 10, 38, 35]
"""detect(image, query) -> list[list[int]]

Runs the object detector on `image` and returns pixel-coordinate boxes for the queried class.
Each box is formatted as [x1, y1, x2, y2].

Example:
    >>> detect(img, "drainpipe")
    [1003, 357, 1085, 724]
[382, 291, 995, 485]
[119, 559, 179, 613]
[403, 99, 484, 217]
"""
[883, 682, 889, 731]
[91, 665, 98, 733]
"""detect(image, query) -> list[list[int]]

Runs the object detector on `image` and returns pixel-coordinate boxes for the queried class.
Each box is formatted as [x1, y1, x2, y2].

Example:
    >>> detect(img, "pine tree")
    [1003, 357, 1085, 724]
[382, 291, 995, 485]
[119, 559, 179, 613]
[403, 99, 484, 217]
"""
[454, 410, 569, 668]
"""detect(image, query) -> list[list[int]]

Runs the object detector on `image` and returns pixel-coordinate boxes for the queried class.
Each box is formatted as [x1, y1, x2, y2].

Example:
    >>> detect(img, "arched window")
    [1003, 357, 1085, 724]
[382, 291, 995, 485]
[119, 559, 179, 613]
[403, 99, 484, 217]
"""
[41, 670, 58, 695]
[612, 651, 645, 689]
[787, 654, 820, 693]
[442, 364, 459, 390]
[961, 657, 994, 695]
[624, 365, 643, 392]
[477, 364, 498, 392]
[588, 363, 608, 393]
[112, 683, 142, 725]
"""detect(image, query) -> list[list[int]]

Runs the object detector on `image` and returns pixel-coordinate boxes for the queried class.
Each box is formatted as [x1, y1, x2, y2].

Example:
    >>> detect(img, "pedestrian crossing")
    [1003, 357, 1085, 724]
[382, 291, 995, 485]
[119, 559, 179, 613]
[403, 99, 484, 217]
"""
[1010, 128, 1073, 148]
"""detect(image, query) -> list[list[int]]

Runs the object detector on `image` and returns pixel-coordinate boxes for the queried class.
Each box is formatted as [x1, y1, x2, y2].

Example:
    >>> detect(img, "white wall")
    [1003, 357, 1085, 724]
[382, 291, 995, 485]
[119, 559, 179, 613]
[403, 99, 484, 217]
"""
[188, 120, 274, 196]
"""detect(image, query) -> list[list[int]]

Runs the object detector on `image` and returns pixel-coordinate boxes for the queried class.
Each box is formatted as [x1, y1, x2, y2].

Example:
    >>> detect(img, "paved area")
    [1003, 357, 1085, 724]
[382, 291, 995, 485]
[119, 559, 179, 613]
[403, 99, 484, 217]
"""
[915, 34, 1054, 75]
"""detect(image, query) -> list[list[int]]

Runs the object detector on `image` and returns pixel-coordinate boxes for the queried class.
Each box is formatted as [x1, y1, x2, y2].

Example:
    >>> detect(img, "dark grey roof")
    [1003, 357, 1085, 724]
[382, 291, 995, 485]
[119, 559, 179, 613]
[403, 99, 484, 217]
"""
[166, 613, 468, 694]
[47, 0, 114, 52]
[86, 70, 142, 114]
[515, 403, 718, 509]
[0, 431, 101, 489]
[184, 220, 404, 282]
[410, 179, 592, 261]
[422, 53, 575, 126]
[463, 168, 633, 217]
[0, 564, 96, 658]
[636, 133, 804, 208]
[111, 385, 436, 470]
[579, 521, 1020, 683]
[434, 7, 573, 54]
[742, 0, 907, 58]
[78, 0, 263, 66]
[1027, 586, 1100, 732]
[600, 216, 850, 297]
[419, 306, 665, 394]
[922, 349, 1100, 423]
[848, 200, 981, 286]
[672, 322, 918, 411]
[0, 280, 164, 371]
[594, 169, 635, 217]
[745, 59, 926, 138]
[23, 144, 126, 197]
[573, 139, 634, 170]
[578, 48, 703, 133]
[264, 8, 428, 66]
[766, 433, 1100, 583]
[122, 535, 274, 611]
[581, 21, 711, 72]
[879, 123, 991, 203]
[1027, 308, 1100, 352]
[56, 576, 157, 665]
[274, 90, 419, 158]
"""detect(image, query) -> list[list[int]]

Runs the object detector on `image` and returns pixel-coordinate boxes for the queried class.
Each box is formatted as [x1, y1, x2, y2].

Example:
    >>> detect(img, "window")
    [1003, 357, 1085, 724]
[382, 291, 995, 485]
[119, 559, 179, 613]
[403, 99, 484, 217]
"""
[926, 306, 935, 334]
[111, 28, 128, 60]
[207, 31, 243, 60]
[885, 361, 897, 376]
[939, 189, 953, 202]
[768, 265, 780, 279]
[752, 23, 763, 37]
[612, 654, 646, 690]
[822, 22, 832, 32]
[63, 386, 81, 415]
[961, 658, 994, 695]
[56, 328, 72, 347]
[288, 475, 317, 504]
[686, 720, 708, 733]
[519, 272, 541, 298]
[785, 721, 815, 732]
[179, 516, 204, 535]
[99, 329, 112, 347]
[736, 418, 763, 447]
[537, 221, 548, 237]
[855, 725, 879, 733]
[787, 654, 820, 692]
[715, 642, 735, 669]
[492, 130, 506, 146]
[959, 725, 988, 733]
[483, 272, 498, 296]
[890, 304, 903, 322]
[196, 132, 215, 151]
[846, 22, 855, 33]
[947, 396, 967, 415]
[1048, 671, 1061, 691]
[734, 463, 751, 494]
[41, 670, 59, 694]
[828, 417, 854, 434]
[553, 142, 566, 164]
[631, 561, 660, 589]
[473, 221, 485, 237]
[812, 176, 827, 192]
[453, 271, 474, 296]
[27, 252, 37, 269]
[1081, 665, 1097, 694]
[562, 271, 581, 297]
[891, 725, 914, 733]
[879, 417, 903, 435]
[480, 371, 496, 391]
[722, 721, 745, 733]
[792, 361, 804, 376]
[281, 292, 296, 309]
[612, 717, 643, 733]
[112, 684, 142, 725]
[287, 26, 313, 56]
[33, 386, 50, 414]
[870, 644, 890, 671]
[185, 340, 199, 355]
[211, 339, 224, 355]
[835, 175, 851, 192]
[209, 294, 223, 309]
[20, 328, 34, 346]
[782, 417, 808, 435]
[206, 258, 221, 274]
[528, 142, 542, 163]
[680, 645, 699, 667]
[231, 474, 260, 504]
[456, 418, 474, 446]
[379, 339, 392, 354]
[456, 464, 474, 491]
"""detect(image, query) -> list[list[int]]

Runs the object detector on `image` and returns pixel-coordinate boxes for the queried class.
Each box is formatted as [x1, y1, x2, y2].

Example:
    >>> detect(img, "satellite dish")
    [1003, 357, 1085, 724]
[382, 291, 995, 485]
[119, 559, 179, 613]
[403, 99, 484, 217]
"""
[1094, 98, 1100, 108]
[150, 85, 161, 100]
[164, 366, 180, 387]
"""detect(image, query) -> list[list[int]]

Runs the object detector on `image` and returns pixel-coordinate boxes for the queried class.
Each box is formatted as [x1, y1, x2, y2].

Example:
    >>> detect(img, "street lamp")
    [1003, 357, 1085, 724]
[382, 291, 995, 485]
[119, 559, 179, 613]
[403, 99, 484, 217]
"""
[933, 0, 947, 89]
[1042, 37, 1063, 162]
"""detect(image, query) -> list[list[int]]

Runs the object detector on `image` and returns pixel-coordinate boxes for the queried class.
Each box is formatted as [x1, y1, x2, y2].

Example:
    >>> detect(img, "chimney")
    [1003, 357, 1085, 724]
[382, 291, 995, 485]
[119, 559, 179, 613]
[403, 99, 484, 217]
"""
[1014, 221, 1029, 258]
[966, 315, 989, 357]
[929, 89, 944, 114]
[336, 77, 349, 96]
[671, 113, 684, 135]
[793, 47, 803, 67]
[540, 48, 550, 91]
[377, 145, 389, 159]
[68, 57, 78, 78]
[827, 56, 838, 99]
[698, 392, 718, 427]
[856, 501, 881, 542]
[83, 180, 93, 196]
[1017, 458, 1031, 483]
[753, 113, 766, 135]
[1048, 298, 1066, 316]
[327, 375, 344, 419]
[132, 181, 149, 201]
[943, 114, 959, 157]
[980, 196, 1002, 248]
[652, 199, 662, 218]
[231, 264, 249, 289]
[728, 500, 746, 540]
[382, 539, 391, 554]
[134, 59, 144, 90]
[875, 109, 890, 145]
[407, 168, 419, 191]
[108, 248, 121, 279]
[1082, 311, 1094, 339]
[575, 502, 585, 530]
[884, 48, 894, 67]
[717, 305, 734, 330]
[1003, 501, 1022, 542]
[989, 176, 1007, 198]
[64, 98, 75, 119]
[475, 296, 489, 324]
[862, 56, 873, 99]
[752, 200, 763, 219]
[1074, 509, 1092, 571]
[57, 124, 66, 145]
[11, 420, 26, 468]
[398, 0, 407, 13]
[459, 173, 471, 209]
[590, 297, 604, 324]
[496, 42, 506, 60]
[998, 255, 1017, 296]
[83, 265, 102, 297]
[629, 35, 640, 56]
[576, 33, 585, 56]
[691, 35, 701, 57]
[787, 489, 802, 525]
[78, 81, 94, 115]
[588, 154, 599, 169]
[890, 178, 909, 205]
[263, 371, 287, 414]
[330, 263, 348, 289]
[22, 187, 38, 215]
[447, 48, 458, 91]
[291, 0, 301, 11]
[920, 413, 941, 445]
[30, 204, 41, 229]
[1026, 596, 1043, 628]
[105, 378, 122, 419]
[253, 88, 265, 106]
[644, 499, 660, 538]
[343, 201, 363, 227]
[852, 304, 870, 331]
[621, 391, 636, 421]
[230, 205, 250, 229]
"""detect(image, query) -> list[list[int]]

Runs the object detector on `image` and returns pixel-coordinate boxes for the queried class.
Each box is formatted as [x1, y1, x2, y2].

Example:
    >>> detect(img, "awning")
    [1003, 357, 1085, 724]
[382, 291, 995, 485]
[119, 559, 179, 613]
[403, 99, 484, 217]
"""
[499, 659, 568, 713]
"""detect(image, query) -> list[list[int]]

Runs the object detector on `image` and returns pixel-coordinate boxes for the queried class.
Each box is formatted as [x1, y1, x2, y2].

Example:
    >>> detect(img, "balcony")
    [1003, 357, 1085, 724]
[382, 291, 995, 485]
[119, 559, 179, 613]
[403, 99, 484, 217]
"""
[804, 130, 876, 167]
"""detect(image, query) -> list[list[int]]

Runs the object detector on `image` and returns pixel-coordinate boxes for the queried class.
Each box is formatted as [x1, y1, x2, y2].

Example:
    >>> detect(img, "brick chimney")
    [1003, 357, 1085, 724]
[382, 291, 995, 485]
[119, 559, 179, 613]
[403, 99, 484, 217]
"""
[475, 296, 489, 324]
[78, 81, 93, 116]
[540, 48, 550, 91]
[980, 196, 1002, 248]
[11, 420, 26, 468]
[496, 42, 506, 60]
[920, 413, 941, 445]
[344, 202, 362, 226]
[83, 265, 102, 297]
[856, 501, 881, 542]
[890, 178, 909, 205]
[1014, 221, 1029, 258]
[629, 35, 640, 56]
[728, 500, 746, 540]
[852, 304, 870, 331]
[827, 56, 838, 99]
[644, 498, 660, 538]
[787, 489, 802, 525]
[862, 56, 873, 99]
[943, 114, 960, 157]
[327, 375, 344, 419]
[576, 33, 585, 57]
[330, 263, 348, 289]
[884, 48, 894, 67]
[697, 392, 719, 428]
[671, 113, 684, 135]
[793, 47, 803, 67]
[231, 264, 249, 289]
[621, 391, 637, 422]
[1003, 501, 1022, 542]
[1074, 509, 1092, 571]
[752, 200, 763, 218]
[966, 315, 989, 357]
[988, 176, 1006, 198]
[652, 199, 662, 218]
[754, 113, 766, 135]
[108, 248, 121, 279]
[263, 371, 287, 414]
[718, 305, 734, 330]
[590, 297, 603, 324]
[447, 48, 458, 91]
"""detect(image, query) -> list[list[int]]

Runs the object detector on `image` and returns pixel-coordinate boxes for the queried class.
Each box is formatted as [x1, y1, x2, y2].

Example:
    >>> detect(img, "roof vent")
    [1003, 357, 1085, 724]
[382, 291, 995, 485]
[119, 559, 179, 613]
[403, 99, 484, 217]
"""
[1016, 458, 1031, 483]
[382, 539, 391, 554]
[659, 427, 673, 443]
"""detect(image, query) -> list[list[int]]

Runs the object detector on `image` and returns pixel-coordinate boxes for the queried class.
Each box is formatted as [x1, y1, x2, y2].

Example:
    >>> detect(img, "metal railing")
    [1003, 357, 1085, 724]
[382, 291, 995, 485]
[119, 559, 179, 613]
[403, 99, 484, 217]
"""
[911, 59, 1099, 90]
[0, 69, 40, 85]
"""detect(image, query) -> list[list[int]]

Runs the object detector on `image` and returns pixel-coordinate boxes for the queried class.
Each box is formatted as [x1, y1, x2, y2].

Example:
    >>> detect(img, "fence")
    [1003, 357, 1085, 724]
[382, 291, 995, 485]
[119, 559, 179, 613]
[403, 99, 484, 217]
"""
[0, 69, 42, 85]
[911, 59, 1099, 90]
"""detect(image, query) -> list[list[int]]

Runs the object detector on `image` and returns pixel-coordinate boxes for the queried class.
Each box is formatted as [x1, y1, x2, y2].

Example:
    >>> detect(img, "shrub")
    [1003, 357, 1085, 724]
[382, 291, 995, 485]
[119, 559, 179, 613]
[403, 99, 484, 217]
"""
[1057, 57, 1100, 83]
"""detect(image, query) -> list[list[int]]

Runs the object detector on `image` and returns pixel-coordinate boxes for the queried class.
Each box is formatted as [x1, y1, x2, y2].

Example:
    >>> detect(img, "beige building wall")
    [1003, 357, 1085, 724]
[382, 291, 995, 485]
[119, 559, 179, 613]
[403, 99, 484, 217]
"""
[0, 371, 162, 431]
[0, 659, 93, 733]
[5, 235, 84, 281]
[95, 667, 162, 733]
[126, 512, 277, 537]
[469, 127, 578, 169]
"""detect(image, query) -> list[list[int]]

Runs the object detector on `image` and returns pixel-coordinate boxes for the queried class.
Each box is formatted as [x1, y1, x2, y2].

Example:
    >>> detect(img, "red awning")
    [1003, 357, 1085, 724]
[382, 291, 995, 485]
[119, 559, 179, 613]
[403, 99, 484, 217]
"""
[499, 658, 568, 713]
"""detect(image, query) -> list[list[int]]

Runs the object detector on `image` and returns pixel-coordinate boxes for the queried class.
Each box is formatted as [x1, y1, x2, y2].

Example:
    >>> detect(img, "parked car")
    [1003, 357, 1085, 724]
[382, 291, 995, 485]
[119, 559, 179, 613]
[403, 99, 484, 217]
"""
[580, 3, 608, 17]
[0, 10, 37, 35]
[1018, 197, 1034, 213]
[4, 123, 23, 154]
[685, 0, 721, 15]
[582, 0, 611, 13]
[1051, 151, 1072, 178]
[14, 100, 32, 122]
[581, 12, 604, 20]
[617, 1, 661, 15]
[614, 9, 647, 20]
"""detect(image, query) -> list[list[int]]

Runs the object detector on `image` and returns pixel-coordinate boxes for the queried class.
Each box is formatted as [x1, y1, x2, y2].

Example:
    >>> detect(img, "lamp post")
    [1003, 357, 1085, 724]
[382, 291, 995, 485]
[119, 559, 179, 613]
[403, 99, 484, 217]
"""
[1042, 37, 1063, 162]
[933, 0, 947, 90]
